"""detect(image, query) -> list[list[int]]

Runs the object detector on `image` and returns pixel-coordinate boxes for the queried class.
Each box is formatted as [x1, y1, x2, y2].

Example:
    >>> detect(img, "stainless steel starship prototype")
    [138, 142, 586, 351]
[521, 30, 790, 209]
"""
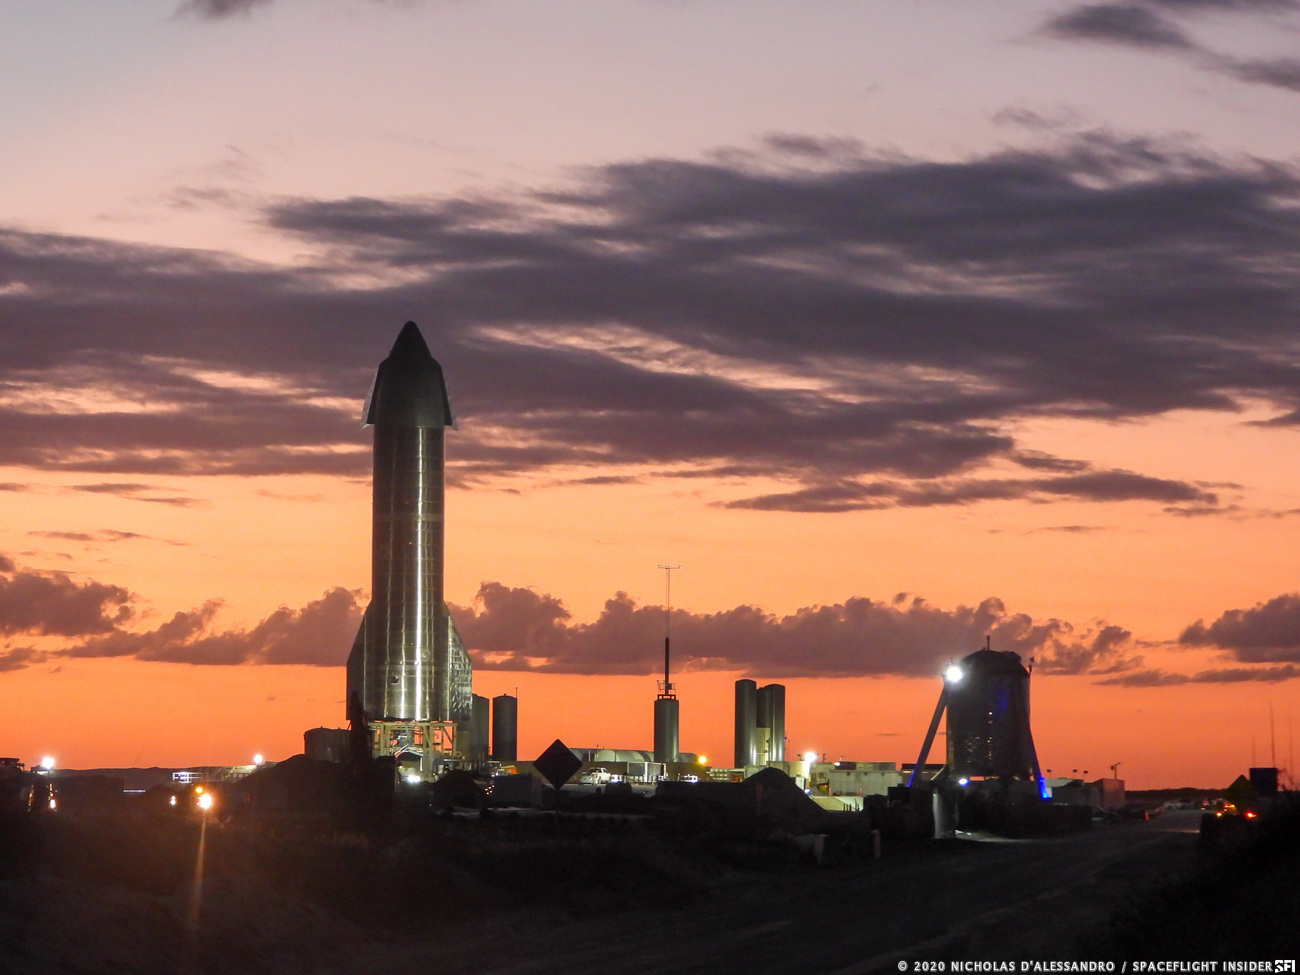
[346, 321, 456, 725]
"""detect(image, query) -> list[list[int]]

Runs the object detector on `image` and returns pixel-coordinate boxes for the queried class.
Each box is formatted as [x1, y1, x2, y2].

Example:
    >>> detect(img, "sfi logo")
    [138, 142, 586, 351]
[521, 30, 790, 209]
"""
[1275, 963, 1296, 973]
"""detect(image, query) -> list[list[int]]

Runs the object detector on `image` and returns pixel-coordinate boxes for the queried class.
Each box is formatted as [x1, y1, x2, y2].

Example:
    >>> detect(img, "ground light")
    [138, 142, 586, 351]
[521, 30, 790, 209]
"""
[38, 757, 54, 771]
[253, 754, 264, 766]
[803, 751, 818, 764]
[697, 755, 707, 765]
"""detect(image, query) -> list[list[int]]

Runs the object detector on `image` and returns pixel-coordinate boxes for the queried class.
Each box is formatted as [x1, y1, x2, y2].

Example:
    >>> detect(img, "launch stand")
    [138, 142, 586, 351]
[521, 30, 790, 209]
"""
[370, 720, 461, 781]
[907, 643, 1048, 838]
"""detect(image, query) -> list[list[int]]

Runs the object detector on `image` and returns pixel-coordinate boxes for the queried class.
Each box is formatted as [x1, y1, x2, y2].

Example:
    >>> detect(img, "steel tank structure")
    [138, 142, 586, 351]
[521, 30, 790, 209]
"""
[364, 321, 453, 721]
[346, 322, 473, 772]
[756, 683, 786, 762]
[492, 694, 518, 763]
[732, 680, 786, 766]
[945, 649, 1041, 780]
[734, 679, 757, 767]
[653, 696, 680, 764]
[908, 645, 1046, 793]
[470, 694, 490, 764]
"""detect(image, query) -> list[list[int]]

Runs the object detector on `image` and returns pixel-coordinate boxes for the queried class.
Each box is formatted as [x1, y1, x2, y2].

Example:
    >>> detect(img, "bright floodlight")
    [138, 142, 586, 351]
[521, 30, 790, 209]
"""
[39, 756, 55, 770]
[405, 774, 421, 785]
[958, 777, 970, 786]
[253, 754, 264, 766]
[944, 664, 964, 683]
[803, 751, 818, 764]
[197, 793, 214, 811]
[697, 755, 707, 765]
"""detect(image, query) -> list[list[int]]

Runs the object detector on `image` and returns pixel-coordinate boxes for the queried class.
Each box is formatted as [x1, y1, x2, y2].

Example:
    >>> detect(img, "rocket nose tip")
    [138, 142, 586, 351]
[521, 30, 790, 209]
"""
[365, 321, 455, 427]
[393, 321, 427, 349]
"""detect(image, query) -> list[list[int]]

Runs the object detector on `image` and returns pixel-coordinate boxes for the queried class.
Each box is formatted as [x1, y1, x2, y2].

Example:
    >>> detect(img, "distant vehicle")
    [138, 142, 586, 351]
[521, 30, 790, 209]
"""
[679, 774, 699, 783]
[579, 767, 611, 786]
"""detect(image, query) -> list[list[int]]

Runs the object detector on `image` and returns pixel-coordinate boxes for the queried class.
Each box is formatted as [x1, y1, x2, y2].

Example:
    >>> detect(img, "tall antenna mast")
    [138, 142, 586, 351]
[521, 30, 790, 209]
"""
[657, 563, 680, 699]
[1271, 703, 1277, 768]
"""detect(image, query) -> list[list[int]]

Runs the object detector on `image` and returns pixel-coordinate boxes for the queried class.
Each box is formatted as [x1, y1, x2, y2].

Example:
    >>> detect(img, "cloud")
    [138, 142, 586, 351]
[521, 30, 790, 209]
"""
[1043, 4, 1196, 48]
[3, 135, 1300, 511]
[725, 469, 1217, 513]
[1097, 663, 1300, 684]
[174, 0, 426, 19]
[0, 646, 48, 673]
[0, 558, 133, 637]
[69, 484, 203, 507]
[28, 528, 187, 548]
[64, 587, 364, 666]
[1041, 1, 1300, 92]
[1180, 592, 1300, 662]
[1223, 56, 1300, 91]
[449, 582, 1138, 677]
[175, 0, 275, 18]
[30, 529, 145, 543]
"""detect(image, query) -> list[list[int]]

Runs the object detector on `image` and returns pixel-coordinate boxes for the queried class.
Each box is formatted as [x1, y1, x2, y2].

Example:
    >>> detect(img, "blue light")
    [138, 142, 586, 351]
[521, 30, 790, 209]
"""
[1037, 775, 1050, 801]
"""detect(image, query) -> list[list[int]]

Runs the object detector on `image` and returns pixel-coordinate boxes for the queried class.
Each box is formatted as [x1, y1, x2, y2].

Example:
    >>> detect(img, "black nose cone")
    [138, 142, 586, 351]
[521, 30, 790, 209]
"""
[364, 322, 454, 427]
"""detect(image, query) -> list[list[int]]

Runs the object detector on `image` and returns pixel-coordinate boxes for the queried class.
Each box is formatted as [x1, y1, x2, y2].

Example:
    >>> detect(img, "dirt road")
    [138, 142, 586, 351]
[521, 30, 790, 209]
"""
[360, 811, 1203, 974]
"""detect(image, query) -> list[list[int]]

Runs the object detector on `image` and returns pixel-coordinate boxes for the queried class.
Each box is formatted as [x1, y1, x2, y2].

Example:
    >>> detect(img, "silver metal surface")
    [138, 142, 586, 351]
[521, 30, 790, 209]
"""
[734, 679, 757, 768]
[653, 696, 680, 764]
[347, 322, 457, 724]
[756, 683, 786, 762]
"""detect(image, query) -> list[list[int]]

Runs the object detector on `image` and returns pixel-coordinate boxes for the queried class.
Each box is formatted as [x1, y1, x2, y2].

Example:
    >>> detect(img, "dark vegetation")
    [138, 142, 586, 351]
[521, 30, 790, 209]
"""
[1078, 798, 1300, 959]
[3, 760, 1296, 973]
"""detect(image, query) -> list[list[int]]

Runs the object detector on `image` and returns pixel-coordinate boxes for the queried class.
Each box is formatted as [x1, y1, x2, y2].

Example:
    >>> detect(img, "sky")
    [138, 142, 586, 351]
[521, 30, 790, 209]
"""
[2, 0, 1299, 788]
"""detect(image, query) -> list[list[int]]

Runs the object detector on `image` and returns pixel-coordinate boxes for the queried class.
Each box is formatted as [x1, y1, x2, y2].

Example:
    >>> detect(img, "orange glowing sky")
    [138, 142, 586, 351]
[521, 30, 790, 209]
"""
[2, 0, 1299, 788]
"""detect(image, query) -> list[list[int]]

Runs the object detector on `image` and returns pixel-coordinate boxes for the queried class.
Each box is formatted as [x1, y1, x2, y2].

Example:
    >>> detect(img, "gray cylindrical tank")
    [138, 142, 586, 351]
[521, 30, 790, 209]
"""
[734, 679, 757, 767]
[471, 694, 490, 763]
[654, 697, 680, 764]
[492, 694, 518, 763]
[304, 727, 351, 763]
[944, 649, 1038, 780]
[757, 683, 786, 762]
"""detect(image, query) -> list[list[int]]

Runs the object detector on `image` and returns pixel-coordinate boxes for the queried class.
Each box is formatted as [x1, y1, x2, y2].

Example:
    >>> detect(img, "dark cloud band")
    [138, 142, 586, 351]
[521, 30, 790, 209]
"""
[2, 134, 1298, 512]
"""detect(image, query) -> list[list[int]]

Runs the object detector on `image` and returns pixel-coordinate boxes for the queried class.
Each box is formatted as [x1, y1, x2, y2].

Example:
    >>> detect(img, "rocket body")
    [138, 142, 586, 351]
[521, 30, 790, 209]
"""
[348, 322, 455, 723]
